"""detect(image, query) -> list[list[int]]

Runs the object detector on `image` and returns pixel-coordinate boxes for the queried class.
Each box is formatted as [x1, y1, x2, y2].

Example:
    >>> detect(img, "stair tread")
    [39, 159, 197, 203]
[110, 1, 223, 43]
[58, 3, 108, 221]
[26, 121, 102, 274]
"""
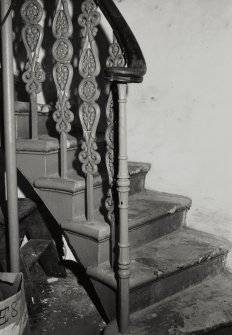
[62, 190, 191, 241]
[16, 134, 78, 152]
[87, 228, 232, 289]
[34, 162, 151, 193]
[127, 272, 232, 335]
[0, 198, 37, 224]
[20, 239, 51, 270]
[128, 189, 191, 229]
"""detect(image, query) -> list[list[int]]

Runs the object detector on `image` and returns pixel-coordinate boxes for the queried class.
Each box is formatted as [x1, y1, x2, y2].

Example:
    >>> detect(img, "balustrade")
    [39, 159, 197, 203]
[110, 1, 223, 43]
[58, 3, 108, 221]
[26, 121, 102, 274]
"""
[78, 0, 101, 222]
[21, 0, 45, 140]
[52, 0, 74, 179]
[2, 0, 147, 333]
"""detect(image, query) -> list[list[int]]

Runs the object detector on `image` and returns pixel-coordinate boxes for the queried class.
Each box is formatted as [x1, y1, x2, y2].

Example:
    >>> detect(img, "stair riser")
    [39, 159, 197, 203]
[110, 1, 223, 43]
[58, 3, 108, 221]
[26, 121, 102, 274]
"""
[64, 231, 109, 267]
[17, 148, 77, 182]
[36, 185, 103, 222]
[129, 173, 146, 195]
[130, 211, 186, 249]
[35, 174, 150, 224]
[16, 113, 53, 139]
[90, 256, 226, 321]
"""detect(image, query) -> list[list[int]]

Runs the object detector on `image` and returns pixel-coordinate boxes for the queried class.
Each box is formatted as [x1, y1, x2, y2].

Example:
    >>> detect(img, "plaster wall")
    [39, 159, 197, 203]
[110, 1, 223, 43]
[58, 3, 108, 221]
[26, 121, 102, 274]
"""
[114, 0, 232, 240]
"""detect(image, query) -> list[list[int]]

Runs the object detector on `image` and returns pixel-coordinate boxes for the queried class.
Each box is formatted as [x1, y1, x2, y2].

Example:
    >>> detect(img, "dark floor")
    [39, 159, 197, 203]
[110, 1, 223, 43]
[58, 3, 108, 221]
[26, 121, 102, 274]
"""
[26, 268, 106, 335]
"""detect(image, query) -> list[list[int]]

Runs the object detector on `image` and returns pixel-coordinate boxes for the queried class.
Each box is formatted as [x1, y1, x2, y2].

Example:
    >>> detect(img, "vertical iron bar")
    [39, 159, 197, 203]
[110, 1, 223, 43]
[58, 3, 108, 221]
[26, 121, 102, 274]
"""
[1, 0, 20, 272]
[117, 83, 130, 335]
[30, 92, 38, 140]
[60, 131, 67, 179]
[87, 173, 94, 221]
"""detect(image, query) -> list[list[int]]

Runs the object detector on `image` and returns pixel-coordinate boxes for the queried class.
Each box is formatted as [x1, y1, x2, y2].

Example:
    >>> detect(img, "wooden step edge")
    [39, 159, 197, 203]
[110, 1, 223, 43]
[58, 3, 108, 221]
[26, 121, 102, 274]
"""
[60, 190, 191, 242]
[129, 161, 151, 175]
[34, 175, 102, 194]
[62, 219, 110, 242]
[16, 134, 79, 153]
[33, 162, 151, 194]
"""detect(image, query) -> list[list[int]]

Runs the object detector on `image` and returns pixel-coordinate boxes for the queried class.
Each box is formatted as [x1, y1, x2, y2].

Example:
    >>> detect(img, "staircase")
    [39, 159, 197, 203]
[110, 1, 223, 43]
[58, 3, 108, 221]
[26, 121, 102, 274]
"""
[1, 0, 232, 334]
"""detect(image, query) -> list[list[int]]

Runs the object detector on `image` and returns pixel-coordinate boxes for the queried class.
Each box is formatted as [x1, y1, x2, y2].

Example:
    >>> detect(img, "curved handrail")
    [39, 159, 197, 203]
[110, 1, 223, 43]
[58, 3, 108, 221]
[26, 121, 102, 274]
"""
[94, 0, 147, 83]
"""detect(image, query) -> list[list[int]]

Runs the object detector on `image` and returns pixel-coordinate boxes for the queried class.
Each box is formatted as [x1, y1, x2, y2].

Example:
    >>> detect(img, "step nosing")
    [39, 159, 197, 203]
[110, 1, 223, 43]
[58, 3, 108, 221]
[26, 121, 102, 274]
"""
[131, 250, 228, 289]
[128, 207, 188, 231]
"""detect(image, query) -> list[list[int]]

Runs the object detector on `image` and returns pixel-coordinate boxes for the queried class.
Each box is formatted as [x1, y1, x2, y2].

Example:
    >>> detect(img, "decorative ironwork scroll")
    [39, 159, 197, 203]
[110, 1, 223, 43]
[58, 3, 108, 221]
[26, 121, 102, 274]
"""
[78, 0, 101, 221]
[52, 0, 73, 179]
[105, 36, 125, 226]
[21, 0, 45, 139]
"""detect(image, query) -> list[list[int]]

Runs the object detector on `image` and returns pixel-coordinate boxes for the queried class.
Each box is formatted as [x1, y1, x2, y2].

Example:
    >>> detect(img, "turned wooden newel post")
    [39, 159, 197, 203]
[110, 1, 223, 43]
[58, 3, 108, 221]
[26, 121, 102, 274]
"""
[117, 83, 130, 335]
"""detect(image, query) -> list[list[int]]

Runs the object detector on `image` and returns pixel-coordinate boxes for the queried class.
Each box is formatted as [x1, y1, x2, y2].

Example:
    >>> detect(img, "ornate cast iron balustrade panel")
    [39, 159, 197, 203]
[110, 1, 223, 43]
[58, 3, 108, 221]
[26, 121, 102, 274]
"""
[78, 0, 101, 221]
[21, 0, 45, 139]
[52, 0, 74, 179]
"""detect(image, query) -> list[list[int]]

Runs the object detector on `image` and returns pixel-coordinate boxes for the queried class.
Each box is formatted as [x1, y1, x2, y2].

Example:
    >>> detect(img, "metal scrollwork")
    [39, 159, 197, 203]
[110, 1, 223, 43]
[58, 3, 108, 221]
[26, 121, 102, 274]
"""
[106, 36, 125, 68]
[78, 0, 101, 175]
[105, 36, 125, 225]
[52, 0, 73, 134]
[21, 0, 45, 94]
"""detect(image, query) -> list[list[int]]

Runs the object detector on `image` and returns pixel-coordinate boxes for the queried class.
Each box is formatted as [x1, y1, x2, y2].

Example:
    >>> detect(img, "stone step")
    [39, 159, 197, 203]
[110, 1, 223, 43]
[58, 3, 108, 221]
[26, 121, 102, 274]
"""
[33, 163, 151, 222]
[16, 134, 79, 182]
[87, 228, 232, 321]
[15, 101, 81, 139]
[105, 272, 232, 335]
[15, 101, 55, 139]
[62, 190, 191, 267]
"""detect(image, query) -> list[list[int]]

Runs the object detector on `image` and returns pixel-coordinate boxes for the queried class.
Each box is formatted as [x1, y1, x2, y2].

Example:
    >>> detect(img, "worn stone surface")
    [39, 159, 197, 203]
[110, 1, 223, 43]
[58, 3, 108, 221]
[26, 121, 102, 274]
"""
[89, 228, 231, 289]
[26, 269, 105, 335]
[105, 273, 232, 335]
[88, 228, 231, 320]
[129, 273, 232, 335]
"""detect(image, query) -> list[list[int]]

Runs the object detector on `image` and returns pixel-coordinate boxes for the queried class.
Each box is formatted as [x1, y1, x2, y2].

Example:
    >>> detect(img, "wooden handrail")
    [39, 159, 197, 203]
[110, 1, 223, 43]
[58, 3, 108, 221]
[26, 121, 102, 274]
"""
[94, 0, 147, 83]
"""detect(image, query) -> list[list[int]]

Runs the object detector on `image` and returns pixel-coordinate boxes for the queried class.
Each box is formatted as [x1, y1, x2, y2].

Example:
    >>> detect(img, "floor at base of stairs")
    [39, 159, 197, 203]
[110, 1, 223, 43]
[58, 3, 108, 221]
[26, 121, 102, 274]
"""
[26, 268, 105, 335]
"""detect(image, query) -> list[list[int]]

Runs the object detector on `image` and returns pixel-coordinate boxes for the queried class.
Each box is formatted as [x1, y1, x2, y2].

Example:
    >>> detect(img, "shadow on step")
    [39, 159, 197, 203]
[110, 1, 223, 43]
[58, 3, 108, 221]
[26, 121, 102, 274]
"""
[17, 170, 64, 257]
[62, 259, 109, 325]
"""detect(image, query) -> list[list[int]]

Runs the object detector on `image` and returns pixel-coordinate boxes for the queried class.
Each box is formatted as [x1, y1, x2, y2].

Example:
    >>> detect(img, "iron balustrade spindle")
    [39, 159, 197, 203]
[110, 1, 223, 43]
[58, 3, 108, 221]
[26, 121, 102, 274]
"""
[78, 0, 101, 222]
[21, 0, 45, 140]
[0, 0, 20, 272]
[52, 0, 74, 179]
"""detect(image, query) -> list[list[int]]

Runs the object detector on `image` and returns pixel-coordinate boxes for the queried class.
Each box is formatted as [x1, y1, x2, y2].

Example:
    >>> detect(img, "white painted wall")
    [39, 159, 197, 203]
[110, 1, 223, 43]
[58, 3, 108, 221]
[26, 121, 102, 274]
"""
[115, 0, 232, 240]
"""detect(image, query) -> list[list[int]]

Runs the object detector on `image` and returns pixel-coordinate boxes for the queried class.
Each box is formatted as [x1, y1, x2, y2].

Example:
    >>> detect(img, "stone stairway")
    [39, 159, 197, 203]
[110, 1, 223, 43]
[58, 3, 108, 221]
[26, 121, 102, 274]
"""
[13, 102, 232, 334]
